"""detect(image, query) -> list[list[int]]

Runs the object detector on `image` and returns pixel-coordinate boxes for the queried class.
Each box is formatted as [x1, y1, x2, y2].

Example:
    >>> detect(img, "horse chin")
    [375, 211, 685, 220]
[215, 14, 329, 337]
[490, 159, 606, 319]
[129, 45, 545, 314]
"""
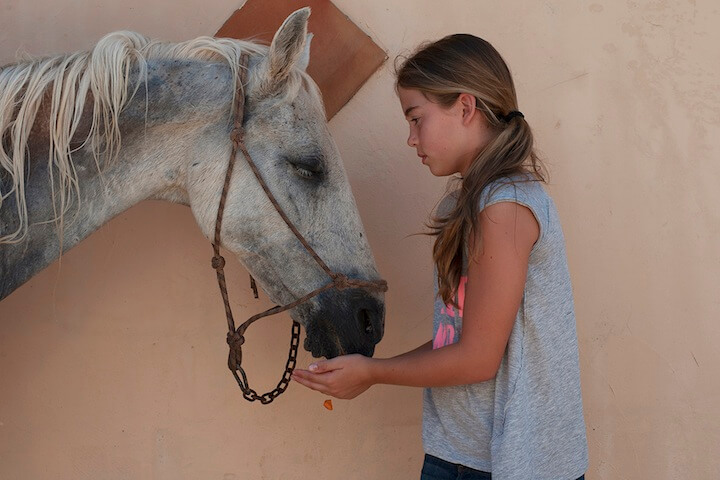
[303, 336, 337, 359]
[303, 330, 375, 358]
[301, 322, 345, 359]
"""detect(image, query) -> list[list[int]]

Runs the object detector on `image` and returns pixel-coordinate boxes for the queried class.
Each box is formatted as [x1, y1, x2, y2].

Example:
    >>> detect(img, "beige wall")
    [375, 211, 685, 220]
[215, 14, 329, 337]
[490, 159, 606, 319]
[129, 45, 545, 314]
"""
[2, 1, 719, 478]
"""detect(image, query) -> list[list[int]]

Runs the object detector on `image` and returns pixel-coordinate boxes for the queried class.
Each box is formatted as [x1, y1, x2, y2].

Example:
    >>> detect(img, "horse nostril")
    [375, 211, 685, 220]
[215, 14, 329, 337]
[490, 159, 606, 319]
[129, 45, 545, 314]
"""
[360, 308, 373, 335]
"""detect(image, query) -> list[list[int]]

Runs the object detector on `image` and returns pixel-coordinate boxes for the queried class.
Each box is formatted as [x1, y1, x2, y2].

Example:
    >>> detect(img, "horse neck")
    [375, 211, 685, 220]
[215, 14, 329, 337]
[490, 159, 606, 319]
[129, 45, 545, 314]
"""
[0, 58, 237, 300]
[0, 130, 184, 299]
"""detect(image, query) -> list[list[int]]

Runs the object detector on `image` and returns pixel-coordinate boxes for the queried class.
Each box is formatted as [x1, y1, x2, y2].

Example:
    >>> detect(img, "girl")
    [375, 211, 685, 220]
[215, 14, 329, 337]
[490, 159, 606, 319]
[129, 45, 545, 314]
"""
[292, 34, 588, 480]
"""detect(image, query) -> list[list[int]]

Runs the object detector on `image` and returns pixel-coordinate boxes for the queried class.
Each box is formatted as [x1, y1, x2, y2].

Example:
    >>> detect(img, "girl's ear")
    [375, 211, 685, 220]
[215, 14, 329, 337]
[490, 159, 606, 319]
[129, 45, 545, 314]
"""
[458, 93, 479, 125]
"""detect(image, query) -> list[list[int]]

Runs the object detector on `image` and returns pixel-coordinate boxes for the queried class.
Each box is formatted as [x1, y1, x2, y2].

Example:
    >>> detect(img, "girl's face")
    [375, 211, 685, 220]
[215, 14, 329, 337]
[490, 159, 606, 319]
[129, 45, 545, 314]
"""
[398, 87, 492, 177]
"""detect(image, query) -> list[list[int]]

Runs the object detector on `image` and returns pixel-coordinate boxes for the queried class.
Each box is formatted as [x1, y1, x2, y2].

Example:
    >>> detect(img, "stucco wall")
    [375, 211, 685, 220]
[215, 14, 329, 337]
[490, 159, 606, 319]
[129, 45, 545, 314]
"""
[2, 1, 719, 478]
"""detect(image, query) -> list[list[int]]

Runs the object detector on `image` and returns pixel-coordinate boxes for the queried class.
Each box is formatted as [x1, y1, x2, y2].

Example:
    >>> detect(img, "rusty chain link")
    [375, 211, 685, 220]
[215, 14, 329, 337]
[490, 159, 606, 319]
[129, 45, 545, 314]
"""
[230, 321, 300, 404]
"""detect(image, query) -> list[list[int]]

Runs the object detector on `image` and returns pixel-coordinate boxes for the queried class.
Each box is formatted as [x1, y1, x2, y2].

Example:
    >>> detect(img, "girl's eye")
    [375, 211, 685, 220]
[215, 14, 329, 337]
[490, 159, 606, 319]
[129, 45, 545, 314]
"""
[410, 117, 420, 125]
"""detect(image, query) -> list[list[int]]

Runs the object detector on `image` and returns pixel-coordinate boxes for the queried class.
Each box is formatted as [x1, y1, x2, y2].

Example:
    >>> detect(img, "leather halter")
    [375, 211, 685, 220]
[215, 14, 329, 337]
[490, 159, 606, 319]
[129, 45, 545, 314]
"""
[210, 53, 388, 404]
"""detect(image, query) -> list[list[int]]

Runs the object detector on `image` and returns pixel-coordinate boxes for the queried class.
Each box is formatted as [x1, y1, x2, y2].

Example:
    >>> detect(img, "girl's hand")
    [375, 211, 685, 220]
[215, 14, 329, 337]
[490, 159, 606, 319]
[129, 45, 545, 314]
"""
[291, 354, 376, 399]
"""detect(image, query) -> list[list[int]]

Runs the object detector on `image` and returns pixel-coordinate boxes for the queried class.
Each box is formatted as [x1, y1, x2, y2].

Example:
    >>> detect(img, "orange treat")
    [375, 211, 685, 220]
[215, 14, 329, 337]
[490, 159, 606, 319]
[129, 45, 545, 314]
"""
[323, 399, 333, 410]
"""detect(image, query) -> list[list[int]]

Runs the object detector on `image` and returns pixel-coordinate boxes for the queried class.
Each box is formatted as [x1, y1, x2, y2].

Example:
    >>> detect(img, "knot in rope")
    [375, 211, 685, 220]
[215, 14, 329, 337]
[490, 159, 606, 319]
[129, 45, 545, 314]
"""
[230, 126, 245, 145]
[227, 330, 245, 348]
[332, 273, 352, 290]
[211, 255, 226, 270]
[226, 330, 245, 370]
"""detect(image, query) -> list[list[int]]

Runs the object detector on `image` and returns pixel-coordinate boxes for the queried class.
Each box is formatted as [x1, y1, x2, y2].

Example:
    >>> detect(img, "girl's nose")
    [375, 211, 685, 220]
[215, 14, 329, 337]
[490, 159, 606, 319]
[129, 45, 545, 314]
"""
[407, 130, 418, 147]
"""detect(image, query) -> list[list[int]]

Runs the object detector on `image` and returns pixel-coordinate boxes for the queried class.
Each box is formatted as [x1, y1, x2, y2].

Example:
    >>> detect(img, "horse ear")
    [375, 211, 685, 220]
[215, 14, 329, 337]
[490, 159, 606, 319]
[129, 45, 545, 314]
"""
[259, 7, 310, 91]
[297, 33, 313, 72]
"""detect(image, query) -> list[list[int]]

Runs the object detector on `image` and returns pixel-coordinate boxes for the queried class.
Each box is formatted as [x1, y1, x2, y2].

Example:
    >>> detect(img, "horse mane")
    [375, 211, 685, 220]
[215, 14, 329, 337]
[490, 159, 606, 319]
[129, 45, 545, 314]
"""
[0, 31, 304, 245]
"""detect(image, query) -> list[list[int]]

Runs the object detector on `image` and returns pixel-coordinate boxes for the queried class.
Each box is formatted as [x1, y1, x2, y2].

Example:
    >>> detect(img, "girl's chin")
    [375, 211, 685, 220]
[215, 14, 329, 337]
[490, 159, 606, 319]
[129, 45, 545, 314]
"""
[427, 166, 448, 177]
[424, 161, 452, 177]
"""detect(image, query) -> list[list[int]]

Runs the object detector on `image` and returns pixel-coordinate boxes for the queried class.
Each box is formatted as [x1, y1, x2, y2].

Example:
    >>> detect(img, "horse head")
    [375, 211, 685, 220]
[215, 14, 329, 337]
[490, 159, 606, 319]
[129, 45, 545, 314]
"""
[194, 9, 386, 358]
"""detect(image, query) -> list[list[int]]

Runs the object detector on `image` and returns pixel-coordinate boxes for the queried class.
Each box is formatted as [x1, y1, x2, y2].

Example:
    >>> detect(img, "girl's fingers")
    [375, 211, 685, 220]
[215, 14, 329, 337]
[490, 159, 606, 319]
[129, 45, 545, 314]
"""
[309, 359, 340, 373]
[293, 368, 331, 379]
[291, 373, 331, 394]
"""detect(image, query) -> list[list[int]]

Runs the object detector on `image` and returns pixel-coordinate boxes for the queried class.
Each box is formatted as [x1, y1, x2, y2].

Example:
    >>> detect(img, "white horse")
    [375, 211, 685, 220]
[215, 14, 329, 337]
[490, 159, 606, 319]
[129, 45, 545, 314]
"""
[0, 8, 385, 359]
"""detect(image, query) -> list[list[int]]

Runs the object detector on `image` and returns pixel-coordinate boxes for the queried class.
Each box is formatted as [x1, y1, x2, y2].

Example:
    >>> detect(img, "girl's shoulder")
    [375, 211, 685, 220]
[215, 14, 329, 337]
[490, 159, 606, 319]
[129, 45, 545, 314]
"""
[479, 173, 549, 212]
[435, 174, 550, 217]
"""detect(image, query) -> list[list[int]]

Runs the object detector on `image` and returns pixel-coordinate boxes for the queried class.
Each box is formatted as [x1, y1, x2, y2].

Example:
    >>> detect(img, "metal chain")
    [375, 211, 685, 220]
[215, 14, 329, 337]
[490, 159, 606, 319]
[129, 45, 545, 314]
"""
[230, 321, 300, 404]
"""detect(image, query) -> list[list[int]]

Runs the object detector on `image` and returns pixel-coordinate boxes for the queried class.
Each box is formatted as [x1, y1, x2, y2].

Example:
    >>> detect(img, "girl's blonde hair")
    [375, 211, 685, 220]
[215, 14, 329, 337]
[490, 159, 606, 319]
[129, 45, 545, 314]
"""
[395, 34, 546, 307]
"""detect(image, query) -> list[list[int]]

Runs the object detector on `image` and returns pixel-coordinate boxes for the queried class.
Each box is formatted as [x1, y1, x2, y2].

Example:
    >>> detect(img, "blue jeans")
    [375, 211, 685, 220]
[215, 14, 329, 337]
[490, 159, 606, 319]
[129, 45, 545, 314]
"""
[420, 454, 585, 480]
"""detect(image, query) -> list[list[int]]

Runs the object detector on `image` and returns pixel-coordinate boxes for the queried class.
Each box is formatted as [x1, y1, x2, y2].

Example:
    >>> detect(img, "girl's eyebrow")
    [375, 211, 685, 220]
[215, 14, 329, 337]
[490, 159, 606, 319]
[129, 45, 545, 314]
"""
[404, 105, 419, 117]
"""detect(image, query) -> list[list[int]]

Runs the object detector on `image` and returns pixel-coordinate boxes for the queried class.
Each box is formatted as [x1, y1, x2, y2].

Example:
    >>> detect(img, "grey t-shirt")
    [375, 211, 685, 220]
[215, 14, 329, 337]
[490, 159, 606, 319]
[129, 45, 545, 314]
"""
[423, 176, 588, 480]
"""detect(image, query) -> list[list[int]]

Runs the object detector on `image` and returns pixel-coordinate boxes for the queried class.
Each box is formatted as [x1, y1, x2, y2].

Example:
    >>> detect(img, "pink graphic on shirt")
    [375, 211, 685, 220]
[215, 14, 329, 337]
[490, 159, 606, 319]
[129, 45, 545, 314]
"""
[434, 276, 467, 349]
[433, 324, 455, 349]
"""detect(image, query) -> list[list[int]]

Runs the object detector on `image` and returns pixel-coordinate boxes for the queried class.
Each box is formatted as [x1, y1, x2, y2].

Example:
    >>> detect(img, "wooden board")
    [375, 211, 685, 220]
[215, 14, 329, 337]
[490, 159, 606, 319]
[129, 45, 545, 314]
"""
[216, 0, 387, 119]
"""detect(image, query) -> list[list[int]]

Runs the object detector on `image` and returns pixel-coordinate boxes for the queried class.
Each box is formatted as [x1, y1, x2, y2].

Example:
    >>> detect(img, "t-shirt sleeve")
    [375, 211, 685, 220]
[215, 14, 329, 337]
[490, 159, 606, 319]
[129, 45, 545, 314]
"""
[478, 178, 549, 246]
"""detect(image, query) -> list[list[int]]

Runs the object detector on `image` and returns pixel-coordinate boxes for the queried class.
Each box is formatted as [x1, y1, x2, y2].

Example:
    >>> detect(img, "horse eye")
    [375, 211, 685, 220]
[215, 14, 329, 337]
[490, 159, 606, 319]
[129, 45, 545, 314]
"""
[287, 156, 324, 181]
[293, 164, 315, 179]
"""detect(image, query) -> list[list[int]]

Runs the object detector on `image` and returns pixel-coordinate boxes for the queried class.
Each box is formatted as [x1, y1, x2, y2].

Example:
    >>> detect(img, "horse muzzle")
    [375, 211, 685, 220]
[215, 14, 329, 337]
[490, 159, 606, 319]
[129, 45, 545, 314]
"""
[299, 287, 385, 359]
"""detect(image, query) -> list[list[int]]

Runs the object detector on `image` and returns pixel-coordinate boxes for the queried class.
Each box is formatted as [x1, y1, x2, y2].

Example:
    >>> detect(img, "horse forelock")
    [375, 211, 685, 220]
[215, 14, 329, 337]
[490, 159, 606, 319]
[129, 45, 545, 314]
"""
[0, 31, 284, 245]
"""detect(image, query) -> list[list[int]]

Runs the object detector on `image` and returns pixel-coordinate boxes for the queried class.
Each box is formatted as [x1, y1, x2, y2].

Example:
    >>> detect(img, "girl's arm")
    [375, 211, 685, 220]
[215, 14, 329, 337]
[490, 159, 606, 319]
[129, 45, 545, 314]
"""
[292, 201, 539, 399]
[393, 340, 432, 359]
